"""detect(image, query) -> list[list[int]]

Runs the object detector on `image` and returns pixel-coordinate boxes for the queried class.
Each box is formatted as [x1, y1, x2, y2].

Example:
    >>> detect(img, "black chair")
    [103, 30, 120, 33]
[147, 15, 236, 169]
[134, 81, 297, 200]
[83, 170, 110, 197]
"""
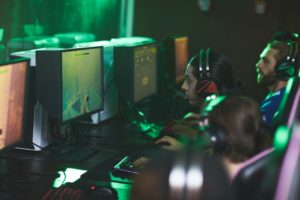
[232, 77, 300, 200]
[231, 148, 281, 200]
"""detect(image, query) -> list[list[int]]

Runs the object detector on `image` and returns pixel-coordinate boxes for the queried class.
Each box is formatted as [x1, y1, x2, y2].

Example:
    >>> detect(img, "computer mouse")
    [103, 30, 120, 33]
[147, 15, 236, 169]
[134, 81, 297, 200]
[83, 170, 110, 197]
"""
[86, 186, 118, 200]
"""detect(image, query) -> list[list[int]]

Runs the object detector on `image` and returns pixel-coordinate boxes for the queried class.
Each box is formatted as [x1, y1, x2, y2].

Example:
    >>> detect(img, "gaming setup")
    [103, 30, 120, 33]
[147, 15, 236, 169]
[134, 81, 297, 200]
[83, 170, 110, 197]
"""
[0, 36, 190, 198]
[2, 35, 299, 199]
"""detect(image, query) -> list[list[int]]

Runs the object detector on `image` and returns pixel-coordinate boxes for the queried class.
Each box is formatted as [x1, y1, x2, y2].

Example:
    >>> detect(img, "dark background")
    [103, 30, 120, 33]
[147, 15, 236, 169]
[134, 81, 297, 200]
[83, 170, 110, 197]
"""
[1, 0, 300, 100]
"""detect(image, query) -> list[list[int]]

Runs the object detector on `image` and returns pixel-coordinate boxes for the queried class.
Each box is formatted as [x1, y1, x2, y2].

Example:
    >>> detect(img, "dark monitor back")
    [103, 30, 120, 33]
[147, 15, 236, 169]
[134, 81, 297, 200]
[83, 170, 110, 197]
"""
[0, 58, 30, 151]
[36, 47, 104, 123]
[164, 36, 189, 84]
[114, 42, 157, 103]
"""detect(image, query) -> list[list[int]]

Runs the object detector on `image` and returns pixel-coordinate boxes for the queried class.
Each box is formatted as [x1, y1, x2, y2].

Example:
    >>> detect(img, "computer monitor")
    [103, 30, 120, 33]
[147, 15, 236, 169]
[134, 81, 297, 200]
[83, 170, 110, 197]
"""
[163, 36, 189, 84]
[36, 46, 104, 123]
[0, 58, 29, 151]
[73, 41, 119, 123]
[114, 41, 157, 103]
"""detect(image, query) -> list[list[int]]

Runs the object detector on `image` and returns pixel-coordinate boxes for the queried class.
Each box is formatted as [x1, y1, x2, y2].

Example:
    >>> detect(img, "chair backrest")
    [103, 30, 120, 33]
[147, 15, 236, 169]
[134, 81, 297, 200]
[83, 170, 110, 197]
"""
[231, 148, 281, 200]
[232, 148, 274, 180]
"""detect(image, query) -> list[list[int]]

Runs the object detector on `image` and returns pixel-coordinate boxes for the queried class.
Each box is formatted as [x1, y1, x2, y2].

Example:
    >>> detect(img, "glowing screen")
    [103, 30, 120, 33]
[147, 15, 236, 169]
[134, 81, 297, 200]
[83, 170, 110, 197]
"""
[0, 61, 27, 150]
[62, 48, 103, 122]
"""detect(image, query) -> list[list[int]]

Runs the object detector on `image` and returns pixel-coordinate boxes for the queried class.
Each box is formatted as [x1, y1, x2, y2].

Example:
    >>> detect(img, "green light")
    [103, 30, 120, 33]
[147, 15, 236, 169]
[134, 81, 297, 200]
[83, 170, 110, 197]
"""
[138, 111, 145, 117]
[109, 173, 132, 199]
[52, 168, 87, 188]
[53, 171, 65, 188]
[273, 125, 290, 151]
[203, 95, 226, 115]
[293, 33, 299, 38]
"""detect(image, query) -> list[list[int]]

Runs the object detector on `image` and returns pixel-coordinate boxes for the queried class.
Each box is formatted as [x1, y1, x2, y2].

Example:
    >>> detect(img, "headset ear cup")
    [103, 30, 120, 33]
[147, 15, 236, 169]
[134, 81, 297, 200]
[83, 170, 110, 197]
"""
[209, 125, 228, 152]
[275, 59, 296, 80]
[196, 80, 218, 94]
[275, 41, 299, 80]
[202, 125, 228, 152]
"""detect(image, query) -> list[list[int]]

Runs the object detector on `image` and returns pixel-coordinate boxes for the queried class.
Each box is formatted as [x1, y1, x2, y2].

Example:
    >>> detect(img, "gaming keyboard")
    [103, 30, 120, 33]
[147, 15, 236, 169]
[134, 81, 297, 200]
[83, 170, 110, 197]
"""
[41, 185, 118, 200]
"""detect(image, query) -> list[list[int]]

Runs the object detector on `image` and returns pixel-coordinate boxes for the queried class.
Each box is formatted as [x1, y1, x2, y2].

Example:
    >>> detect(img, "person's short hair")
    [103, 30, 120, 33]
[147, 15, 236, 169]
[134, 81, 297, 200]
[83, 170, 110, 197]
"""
[271, 31, 299, 43]
[267, 41, 290, 62]
[208, 96, 268, 163]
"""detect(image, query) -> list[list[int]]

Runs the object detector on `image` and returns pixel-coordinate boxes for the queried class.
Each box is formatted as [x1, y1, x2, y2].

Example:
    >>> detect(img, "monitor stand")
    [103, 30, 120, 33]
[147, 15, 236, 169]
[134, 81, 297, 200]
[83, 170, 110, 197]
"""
[15, 101, 52, 151]
[32, 101, 53, 150]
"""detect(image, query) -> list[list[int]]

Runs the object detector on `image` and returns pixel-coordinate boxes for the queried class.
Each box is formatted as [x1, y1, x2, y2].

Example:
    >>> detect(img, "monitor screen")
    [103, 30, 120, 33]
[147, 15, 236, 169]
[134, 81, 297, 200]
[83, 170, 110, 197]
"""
[61, 47, 103, 123]
[133, 43, 157, 102]
[0, 59, 29, 151]
[164, 36, 189, 84]
[36, 46, 104, 124]
[74, 41, 120, 122]
[114, 42, 157, 103]
[174, 36, 188, 82]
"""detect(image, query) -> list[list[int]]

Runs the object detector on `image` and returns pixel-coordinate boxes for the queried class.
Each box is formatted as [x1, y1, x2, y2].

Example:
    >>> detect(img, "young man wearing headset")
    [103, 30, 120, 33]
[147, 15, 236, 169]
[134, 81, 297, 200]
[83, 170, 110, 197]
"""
[256, 39, 299, 126]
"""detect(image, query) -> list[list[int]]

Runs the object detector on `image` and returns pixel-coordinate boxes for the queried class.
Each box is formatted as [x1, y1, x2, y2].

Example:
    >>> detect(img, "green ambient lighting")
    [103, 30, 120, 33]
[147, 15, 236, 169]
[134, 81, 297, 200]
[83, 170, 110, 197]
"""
[109, 173, 132, 200]
[202, 95, 225, 115]
[53, 168, 87, 188]
[60, 0, 119, 32]
[273, 125, 290, 151]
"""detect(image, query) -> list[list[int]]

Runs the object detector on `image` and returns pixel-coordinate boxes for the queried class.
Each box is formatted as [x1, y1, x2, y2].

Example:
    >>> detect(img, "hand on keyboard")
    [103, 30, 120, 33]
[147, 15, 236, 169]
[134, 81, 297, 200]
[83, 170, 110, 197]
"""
[160, 119, 199, 140]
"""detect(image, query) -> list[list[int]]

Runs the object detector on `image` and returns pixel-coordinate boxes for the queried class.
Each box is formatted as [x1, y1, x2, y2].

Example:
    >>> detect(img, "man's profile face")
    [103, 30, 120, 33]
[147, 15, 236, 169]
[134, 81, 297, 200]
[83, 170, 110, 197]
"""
[256, 46, 279, 88]
[181, 64, 201, 107]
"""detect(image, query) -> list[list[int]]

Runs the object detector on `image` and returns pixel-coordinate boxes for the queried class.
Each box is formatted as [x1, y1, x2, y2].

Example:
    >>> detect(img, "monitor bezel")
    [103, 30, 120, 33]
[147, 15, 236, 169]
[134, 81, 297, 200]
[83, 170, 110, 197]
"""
[59, 46, 104, 124]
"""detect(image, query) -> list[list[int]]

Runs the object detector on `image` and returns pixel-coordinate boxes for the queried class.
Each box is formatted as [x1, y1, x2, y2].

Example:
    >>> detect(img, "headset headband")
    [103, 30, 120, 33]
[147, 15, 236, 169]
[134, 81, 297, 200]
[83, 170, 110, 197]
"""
[198, 48, 211, 79]
[287, 41, 298, 62]
[199, 49, 205, 72]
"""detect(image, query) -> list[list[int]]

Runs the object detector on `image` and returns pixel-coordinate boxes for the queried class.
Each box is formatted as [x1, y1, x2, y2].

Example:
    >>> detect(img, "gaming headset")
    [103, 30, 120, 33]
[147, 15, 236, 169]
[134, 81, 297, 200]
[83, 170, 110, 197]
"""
[196, 95, 228, 152]
[275, 41, 299, 80]
[196, 48, 218, 95]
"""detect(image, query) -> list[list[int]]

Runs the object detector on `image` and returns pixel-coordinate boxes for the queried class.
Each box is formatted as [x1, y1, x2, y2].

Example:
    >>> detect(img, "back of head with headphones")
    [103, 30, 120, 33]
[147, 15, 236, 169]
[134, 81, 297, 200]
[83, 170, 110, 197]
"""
[196, 95, 270, 161]
[275, 41, 299, 80]
[196, 95, 228, 153]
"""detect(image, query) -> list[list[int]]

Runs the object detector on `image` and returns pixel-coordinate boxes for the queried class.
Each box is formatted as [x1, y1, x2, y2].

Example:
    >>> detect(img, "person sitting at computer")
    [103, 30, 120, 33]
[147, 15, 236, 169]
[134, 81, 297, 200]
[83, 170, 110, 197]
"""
[256, 39, 299, 127]
[133, 49, 242, 167]
[161, 48, 242, 139]
[142, 95, 270, 179]
[201, 95, 270, 179]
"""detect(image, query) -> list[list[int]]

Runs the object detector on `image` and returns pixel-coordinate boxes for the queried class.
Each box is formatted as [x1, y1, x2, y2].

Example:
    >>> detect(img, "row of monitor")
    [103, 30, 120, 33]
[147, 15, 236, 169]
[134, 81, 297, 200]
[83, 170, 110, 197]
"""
[0, 36, 189, 151]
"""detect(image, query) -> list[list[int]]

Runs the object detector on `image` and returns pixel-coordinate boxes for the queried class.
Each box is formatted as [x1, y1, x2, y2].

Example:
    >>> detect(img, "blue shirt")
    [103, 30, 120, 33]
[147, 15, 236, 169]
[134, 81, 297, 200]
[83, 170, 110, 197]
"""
[260, 87, 285, 125]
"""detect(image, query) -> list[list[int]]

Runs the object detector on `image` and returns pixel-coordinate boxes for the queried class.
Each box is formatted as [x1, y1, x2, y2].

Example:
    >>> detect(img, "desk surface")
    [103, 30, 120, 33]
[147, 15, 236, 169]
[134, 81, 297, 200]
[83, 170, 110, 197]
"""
[0, 119, 158, 200]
